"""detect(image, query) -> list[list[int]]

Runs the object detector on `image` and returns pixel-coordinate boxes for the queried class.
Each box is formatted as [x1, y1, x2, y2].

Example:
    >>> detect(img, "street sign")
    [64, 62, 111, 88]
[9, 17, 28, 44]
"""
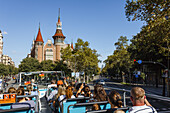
[71, 72, 75, 77]
[76, 72, 79, 78]
[138, 60, 142, 64]
[135, 74, 138, 78]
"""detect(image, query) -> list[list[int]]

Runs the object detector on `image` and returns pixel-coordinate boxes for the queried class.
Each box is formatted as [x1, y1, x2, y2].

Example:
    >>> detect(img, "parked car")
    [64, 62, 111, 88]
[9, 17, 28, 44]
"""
[93, 79, 105, 86]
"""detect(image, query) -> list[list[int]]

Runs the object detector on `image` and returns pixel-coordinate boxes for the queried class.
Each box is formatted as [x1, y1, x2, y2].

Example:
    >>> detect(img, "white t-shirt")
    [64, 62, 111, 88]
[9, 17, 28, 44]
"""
[48, 84, 57, 88]
[128, 105, 157, 113]
[58, 95, 75, 107]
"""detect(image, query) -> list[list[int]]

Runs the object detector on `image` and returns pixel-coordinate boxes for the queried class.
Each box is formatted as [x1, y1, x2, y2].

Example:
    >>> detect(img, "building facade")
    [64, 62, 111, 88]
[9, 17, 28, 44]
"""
[0, 30, 3, 63]
[0, 30, 15, 66]
[30, 11, 72, 62]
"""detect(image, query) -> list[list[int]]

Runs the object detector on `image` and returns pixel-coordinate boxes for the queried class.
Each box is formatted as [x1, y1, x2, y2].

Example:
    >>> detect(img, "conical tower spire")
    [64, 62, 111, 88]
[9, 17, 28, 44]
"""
[35, 23, 44, 42]
[58, 8, 60, 23]
[53, 8, 65, 38]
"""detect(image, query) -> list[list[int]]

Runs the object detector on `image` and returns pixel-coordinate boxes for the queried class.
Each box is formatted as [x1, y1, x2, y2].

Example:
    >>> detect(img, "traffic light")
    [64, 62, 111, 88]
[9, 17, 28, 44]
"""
[133, 59, 137, 64]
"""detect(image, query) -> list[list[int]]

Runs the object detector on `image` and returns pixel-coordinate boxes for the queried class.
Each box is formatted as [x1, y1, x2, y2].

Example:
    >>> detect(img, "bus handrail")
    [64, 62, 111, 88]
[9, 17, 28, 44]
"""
[67, 101, 109, 113]
[16, 94, 39, 112]
[105, 86, 170, 104]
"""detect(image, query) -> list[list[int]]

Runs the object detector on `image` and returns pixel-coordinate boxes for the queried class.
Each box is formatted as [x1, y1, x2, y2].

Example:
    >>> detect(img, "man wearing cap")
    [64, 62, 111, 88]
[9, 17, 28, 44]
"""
[129, 87, 157, 113]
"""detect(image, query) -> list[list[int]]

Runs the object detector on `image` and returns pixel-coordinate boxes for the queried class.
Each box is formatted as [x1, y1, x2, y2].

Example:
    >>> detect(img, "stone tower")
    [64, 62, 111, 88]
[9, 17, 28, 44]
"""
[34, 25, 44, 62]
[0, 30, 3, 63]
[52, 9, 66, 61]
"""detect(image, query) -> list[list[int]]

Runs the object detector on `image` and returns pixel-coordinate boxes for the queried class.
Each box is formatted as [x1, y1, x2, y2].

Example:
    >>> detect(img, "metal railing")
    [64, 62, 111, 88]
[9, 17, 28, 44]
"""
[105, 86, 170, 107]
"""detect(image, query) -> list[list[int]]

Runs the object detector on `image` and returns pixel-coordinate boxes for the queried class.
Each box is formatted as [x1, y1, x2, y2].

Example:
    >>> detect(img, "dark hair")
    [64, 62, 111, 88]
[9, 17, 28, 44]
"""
[108, 90, 122, 108]
[17, 88, 25, 96]
[83, 85, 91, 97]
[93, 84, 107, 101]
[27, 84, 33, 95]
[18, 86, 25, 91]
[51, 80, 56, 84]
[8, 87, 16, 93]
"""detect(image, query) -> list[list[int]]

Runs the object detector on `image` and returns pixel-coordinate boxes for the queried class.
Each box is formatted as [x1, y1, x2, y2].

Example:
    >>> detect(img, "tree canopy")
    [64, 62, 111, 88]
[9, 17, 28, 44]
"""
[61, 38, 100, 76]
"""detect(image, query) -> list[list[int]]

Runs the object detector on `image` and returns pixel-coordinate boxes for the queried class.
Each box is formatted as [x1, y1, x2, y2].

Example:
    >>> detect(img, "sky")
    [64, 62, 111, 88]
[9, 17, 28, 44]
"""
[0, 0, 144, 68]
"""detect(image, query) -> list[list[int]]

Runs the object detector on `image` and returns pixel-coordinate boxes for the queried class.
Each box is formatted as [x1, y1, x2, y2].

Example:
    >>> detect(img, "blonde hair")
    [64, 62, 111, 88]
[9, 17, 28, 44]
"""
[56, 86, 66, 99]
[131, 87, 145, 100]
[66, 86, 73, 99]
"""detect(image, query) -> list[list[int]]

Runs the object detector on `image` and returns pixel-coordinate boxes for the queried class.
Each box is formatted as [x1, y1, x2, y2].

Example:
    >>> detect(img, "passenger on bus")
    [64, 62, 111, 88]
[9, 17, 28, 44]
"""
[64, 77, 69, 87]
[76, 83, 92, 97]
[8, 87, 16, 93]
[114, 109, 125, 113]
[52, 85, 66, 111]
[58, 86, 75, 110]
[93, 84, 107, 101]
[13, 88, 35, 109]
[108, 90, 123, 108]
[48, 80, 64, 103]
[18, 86, 25, 91]
[17, 89, 30, 102]
[129, 87, 157, 113]
[27, 84, 33, 95]
[48, 80, 57, 88]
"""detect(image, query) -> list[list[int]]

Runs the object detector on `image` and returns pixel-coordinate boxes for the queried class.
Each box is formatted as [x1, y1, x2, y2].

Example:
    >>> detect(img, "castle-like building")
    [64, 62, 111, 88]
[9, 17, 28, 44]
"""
[29, 10, 73, 62]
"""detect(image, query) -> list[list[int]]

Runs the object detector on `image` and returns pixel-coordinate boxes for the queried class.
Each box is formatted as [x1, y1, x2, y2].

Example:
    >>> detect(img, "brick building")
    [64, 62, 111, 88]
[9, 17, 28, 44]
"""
[29, 10, 73, 62]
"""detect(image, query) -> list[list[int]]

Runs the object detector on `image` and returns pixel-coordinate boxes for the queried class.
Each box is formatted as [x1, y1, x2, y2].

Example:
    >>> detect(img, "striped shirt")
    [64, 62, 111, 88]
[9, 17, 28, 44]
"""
[128, 105, 157, 113]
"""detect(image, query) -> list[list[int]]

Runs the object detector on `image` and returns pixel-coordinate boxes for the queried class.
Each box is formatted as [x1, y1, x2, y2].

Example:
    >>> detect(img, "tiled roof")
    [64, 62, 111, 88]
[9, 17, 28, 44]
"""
[35, 28, 44, 42]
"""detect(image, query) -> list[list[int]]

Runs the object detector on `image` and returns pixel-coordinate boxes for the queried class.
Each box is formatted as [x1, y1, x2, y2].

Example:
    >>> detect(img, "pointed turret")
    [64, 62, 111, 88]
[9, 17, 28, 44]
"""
[53, 8, 66, 40]
[35, 23, 44, 42]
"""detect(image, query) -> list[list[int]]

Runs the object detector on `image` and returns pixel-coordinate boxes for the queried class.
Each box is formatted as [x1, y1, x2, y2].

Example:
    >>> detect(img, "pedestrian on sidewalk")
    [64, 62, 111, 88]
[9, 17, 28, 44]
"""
[128, 87, 157, 113]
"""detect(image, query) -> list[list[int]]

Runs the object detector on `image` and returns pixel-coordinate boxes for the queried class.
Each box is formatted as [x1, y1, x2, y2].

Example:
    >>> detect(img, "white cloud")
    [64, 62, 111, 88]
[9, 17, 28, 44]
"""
[3, 31, 8, 35]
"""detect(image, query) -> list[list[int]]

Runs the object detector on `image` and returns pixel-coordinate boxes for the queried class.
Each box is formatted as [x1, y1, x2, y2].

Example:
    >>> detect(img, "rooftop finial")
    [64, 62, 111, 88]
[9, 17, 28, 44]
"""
[58, 8, 60, 19]
[39, 22, 40, 29]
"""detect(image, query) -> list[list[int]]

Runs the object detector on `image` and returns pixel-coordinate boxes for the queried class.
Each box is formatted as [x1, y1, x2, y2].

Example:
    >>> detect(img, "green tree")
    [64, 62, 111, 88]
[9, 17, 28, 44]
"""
[61, 38, 100, 81]
[0, 63, 9, 76]
[7, 65, 18, 75]
[19, 57, 40, 72]
[125, 0, 169, 68]
[54, 61, 72, 77]
[103, 36, 132, 79]
[39, 60, 55, 71]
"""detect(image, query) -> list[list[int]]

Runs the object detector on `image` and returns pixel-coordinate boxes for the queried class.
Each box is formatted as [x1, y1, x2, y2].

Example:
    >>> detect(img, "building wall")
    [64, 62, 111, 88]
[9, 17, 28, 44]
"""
[0, 33, 3, 63]
[35, 42, 44, 62]
[44, 40, 55, 61]
[1, 55, 15, 66]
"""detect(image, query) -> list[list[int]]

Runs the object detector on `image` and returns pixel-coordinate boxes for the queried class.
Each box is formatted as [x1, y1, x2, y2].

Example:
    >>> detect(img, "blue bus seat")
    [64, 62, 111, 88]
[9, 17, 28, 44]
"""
[0, 104, 11, 110]
[59, 97, 90, 113]
[0, 103, 32, 113]
[100, 103, 111, 110]
[69, 106, 86, 113]
[68, 101, 109, 113]
[62, 101, 77, 113]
